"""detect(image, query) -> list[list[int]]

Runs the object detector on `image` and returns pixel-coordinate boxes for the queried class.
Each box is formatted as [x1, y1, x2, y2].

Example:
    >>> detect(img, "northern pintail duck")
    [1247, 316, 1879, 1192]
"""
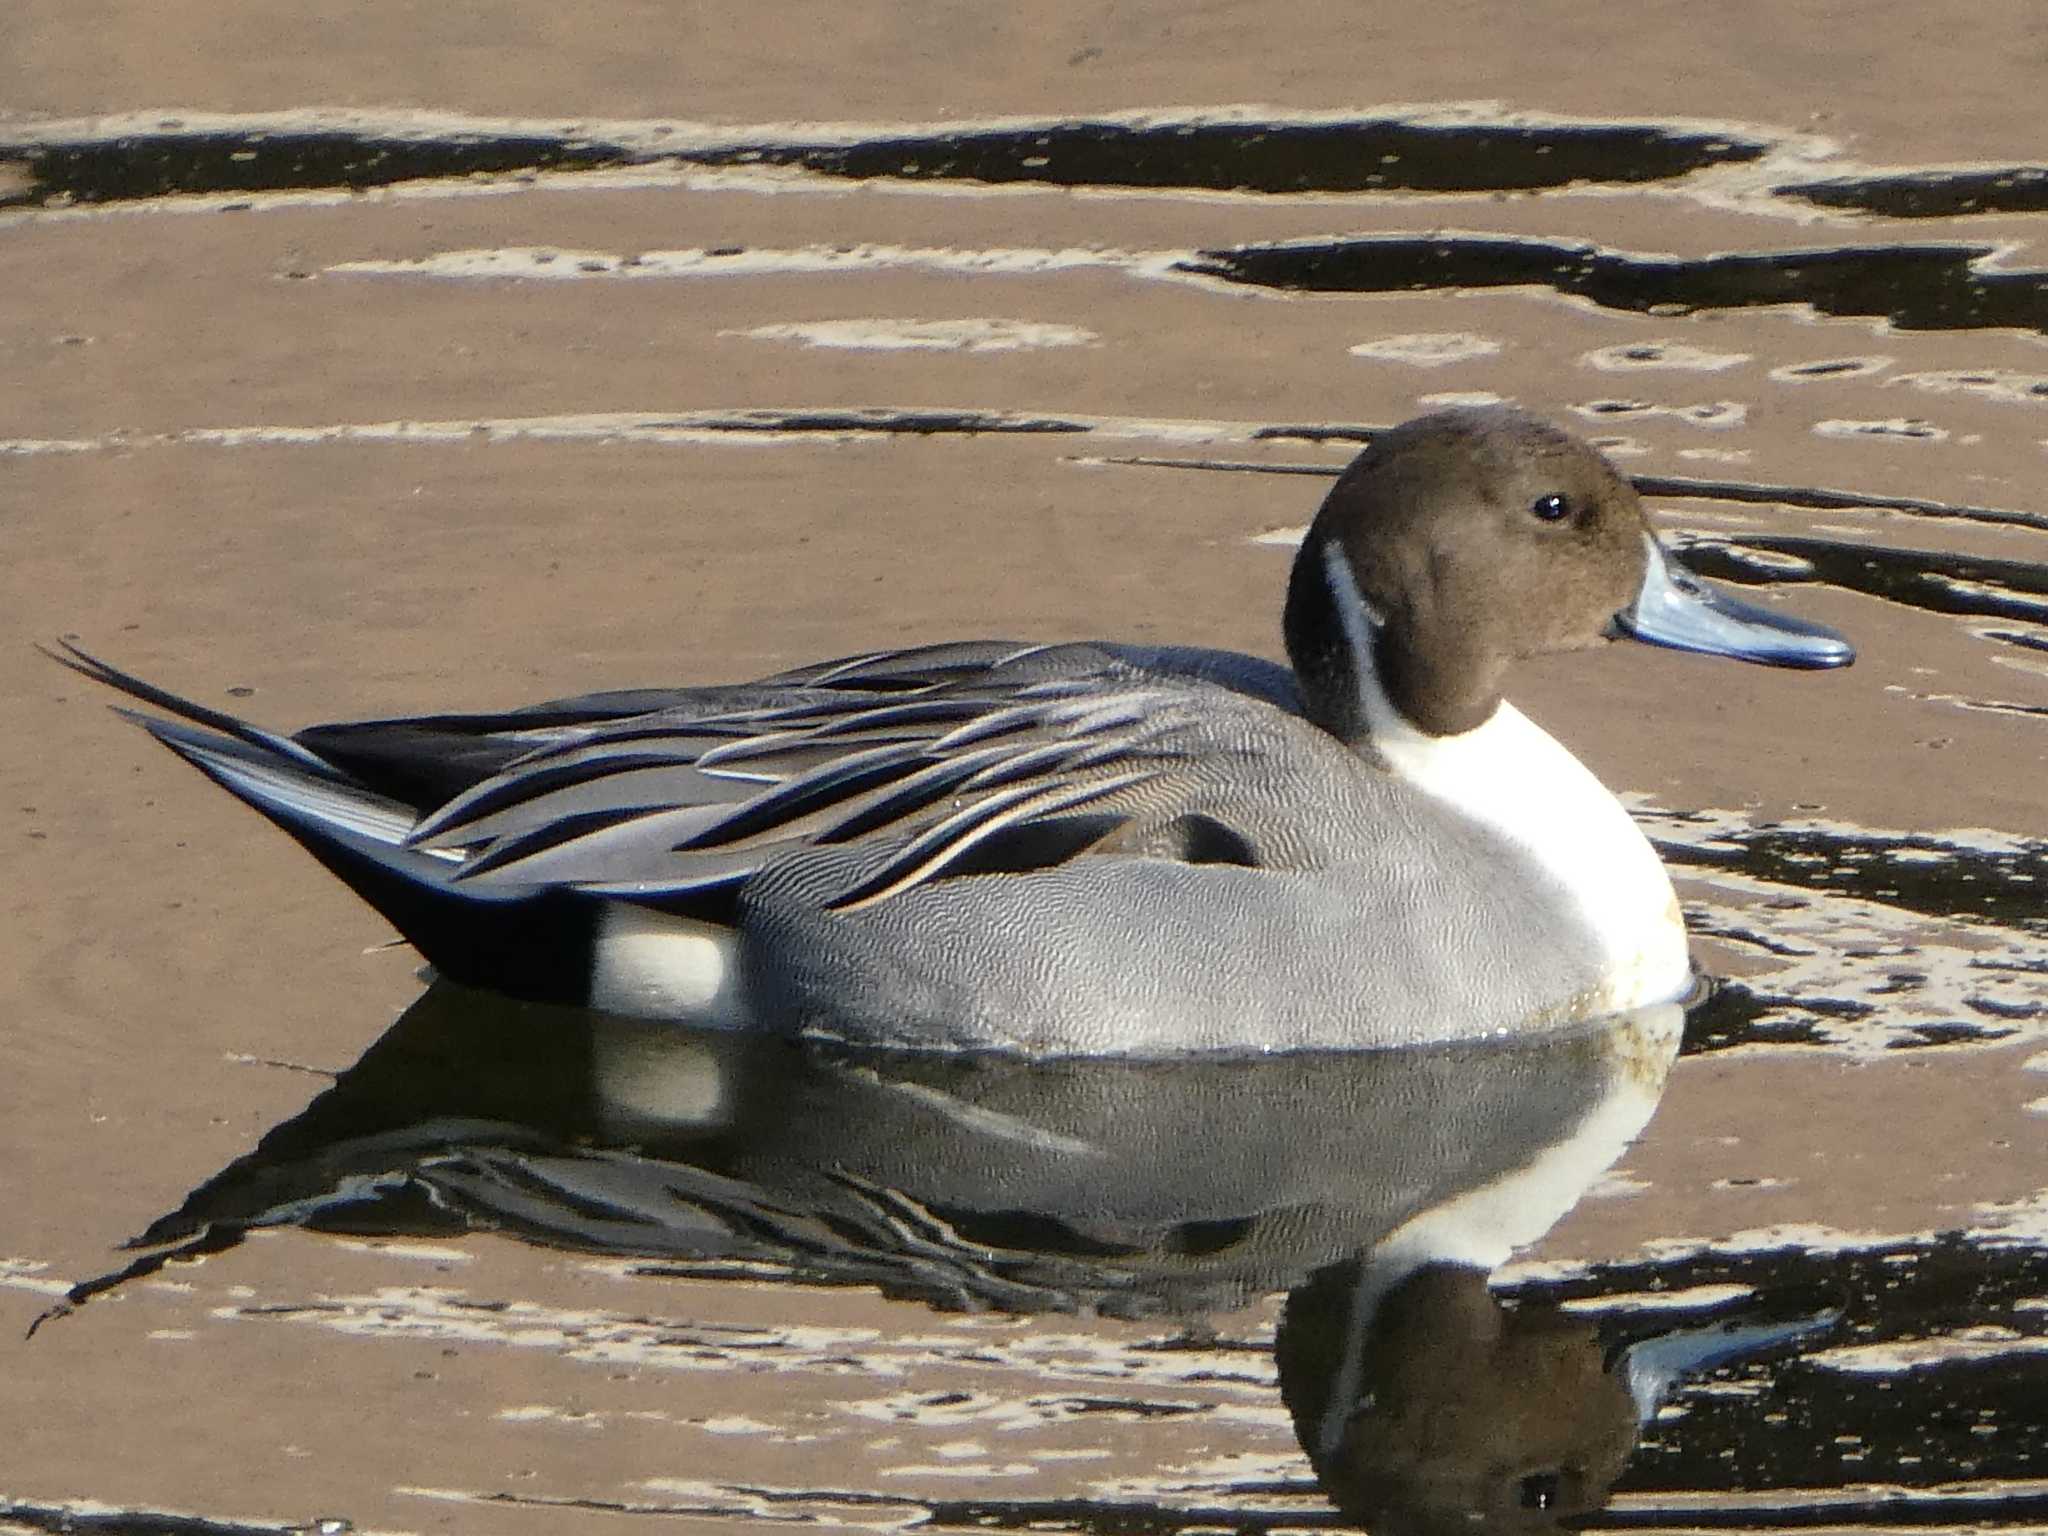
[54, 407, 1851, 1055]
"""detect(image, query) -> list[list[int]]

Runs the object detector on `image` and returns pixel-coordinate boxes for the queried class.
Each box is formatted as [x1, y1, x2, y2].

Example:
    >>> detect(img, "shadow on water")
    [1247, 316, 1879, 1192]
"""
[1634, 475, 2048, 538]
[4, 132, 625, 207]
[683, 119, 1766, 195]
[0, 116, 1767, 208]
[11, 119, 2044, 344]
[1181, 236, 2048, 337]
[1648, 806, 2048, 1055]
[0, 1502, 321, 1536]
[0, 131, 626, 207]
[1506, 1235, 2048, 1524]
[35, 984, 2048, 1530]
[63, 990, 1691, 1324]
[1656, 811, 2048, 941]
[1780, 166, 2048, 218]
[1678, 535, 2048, 631]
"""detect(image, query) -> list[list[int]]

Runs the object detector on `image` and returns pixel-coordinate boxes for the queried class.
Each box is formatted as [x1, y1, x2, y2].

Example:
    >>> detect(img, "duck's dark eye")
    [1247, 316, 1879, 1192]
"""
[1531, 492, 1571, 523]
[1518, 1470, 1563, 1510]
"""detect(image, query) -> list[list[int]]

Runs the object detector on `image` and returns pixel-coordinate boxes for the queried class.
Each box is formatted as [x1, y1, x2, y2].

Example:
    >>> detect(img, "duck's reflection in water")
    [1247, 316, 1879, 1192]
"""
[1281, 1261, 1833, 1531]
[62, 988, 1826, 1529]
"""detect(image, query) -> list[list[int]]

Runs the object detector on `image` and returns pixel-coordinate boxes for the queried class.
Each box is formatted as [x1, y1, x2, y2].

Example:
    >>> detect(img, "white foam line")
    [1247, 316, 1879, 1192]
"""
[202, 1282, 1277, 1394]
[1968, 1189, 2048, 1245]
[1, 100, 1807, 152]
[1417, 388, 1511, 409]
[1924, 573, 2048, 615]
[726, 318, 1098, 353]
[0, 434, 101, 455]
[0, 407, 1359, 459]
[1552, 1205, 2048, 1267]
[404, 1480, 931, 1529]
[1090, 1452, 1311, 1500]
[1678, 536, 1816, 575]
[327, 241, 1196, 284]
[329, 1238, 474, 1264]
[0, 171, 1074, 230]
[1811, 1333, 2048, 1374]
[1502, 1224, 1923, 1283]
[0, 160, 868, 229]
[1348, 331, 1503, 366]
[1814, 416, 1951, 442]
[1894, 367, 2048, 406]
[1557, 1283, 1757, 1313]
[0, 1258, 70, 1297]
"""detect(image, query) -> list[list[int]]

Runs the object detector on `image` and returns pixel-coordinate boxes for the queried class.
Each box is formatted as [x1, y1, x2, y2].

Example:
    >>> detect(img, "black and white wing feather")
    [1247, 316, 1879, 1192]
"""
[401, 657, 1215, 914]
[52, 639, 1277, 929]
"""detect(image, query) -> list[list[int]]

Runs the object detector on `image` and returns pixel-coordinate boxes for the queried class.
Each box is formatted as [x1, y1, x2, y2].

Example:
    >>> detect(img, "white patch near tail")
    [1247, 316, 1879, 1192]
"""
[588, 903, 747, 1023]
[587, 1016, 735, 1136]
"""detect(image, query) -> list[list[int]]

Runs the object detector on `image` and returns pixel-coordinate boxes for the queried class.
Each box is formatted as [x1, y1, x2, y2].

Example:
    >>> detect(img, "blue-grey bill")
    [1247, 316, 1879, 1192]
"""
[1615, 538, 1855, 669]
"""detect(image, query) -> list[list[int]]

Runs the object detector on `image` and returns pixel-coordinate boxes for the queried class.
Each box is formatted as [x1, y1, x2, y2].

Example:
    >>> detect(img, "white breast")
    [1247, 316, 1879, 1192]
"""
[1325, 545, 1691, 1013]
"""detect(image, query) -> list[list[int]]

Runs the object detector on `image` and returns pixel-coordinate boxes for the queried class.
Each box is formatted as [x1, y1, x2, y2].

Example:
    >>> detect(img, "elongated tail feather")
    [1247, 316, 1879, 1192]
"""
[51, 644, 601, 1002]
[142, 712, 602, 1001]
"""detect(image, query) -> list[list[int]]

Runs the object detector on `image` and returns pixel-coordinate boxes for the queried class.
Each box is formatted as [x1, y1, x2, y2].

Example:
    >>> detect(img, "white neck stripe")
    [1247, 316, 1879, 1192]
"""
[1320, 538, 1383, 677]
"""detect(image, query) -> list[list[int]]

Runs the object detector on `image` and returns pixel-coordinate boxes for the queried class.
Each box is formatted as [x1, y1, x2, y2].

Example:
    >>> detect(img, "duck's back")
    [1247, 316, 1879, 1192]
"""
[543, 641, 1627, 1054]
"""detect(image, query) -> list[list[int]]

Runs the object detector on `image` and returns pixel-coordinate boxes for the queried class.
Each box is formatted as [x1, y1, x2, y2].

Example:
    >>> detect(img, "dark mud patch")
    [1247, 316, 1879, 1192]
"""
[1679, 979, 1854, 1055]
[1639, 475, 2048, 538]
[687, 118, 1767, 195]
[1681, 977, 2020, 1056]
[1513, 1233, 2048, 1510]
[1181, 236, 2048, 337]
[0, 1500, 333, 1536]
[1680, 534, 2048, 628]
[1661, 811, 2047, 1056]
[1781, 166, 2048, 218]
[5, 130, 624, 207]
[1983, 626, 2048, 657]
[1657, 816, 2048, 940]
[0, 116, 1770, 209]
[664, 408, 1093, 437]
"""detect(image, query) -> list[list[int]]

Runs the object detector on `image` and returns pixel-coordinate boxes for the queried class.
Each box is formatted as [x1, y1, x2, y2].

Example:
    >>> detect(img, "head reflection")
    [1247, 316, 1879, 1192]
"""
[61, 989, 1813, 1527]
[1281, 1262, 1639, 1531]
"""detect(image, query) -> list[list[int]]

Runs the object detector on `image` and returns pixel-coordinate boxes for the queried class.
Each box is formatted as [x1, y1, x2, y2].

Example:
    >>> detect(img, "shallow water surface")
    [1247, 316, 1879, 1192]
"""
[25, 983, 2048, 1533]
[7, 64, 2048, 1536]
